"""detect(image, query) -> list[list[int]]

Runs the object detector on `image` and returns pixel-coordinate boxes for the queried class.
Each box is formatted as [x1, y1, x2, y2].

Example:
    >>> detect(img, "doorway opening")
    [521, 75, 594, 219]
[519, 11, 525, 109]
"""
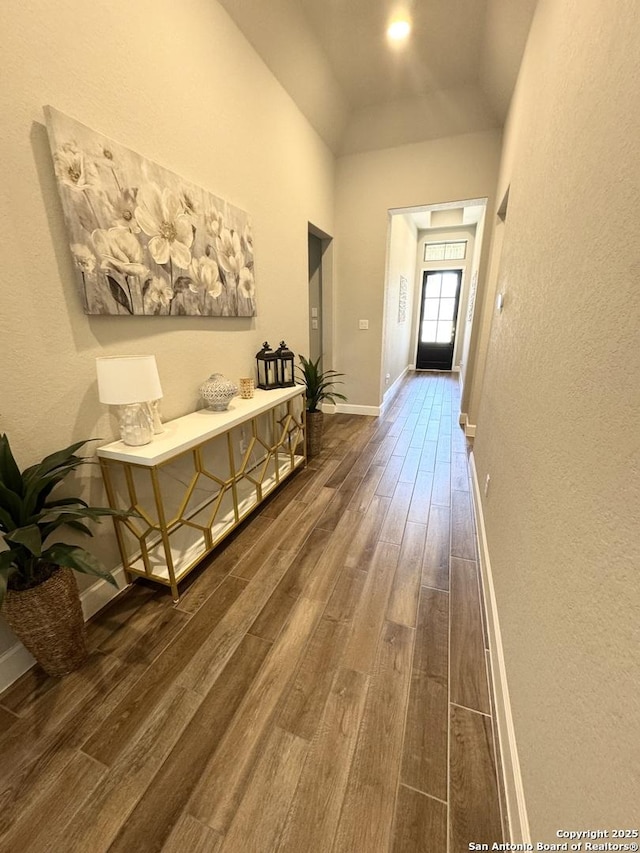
[381, 198, 488, 408]
[308, 233, 323, 364]
[307, 223, 334, 369]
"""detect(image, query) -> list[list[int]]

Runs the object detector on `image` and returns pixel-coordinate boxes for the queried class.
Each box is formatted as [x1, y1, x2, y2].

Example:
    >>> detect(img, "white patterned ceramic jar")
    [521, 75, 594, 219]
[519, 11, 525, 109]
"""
[199, 373, 239, 411]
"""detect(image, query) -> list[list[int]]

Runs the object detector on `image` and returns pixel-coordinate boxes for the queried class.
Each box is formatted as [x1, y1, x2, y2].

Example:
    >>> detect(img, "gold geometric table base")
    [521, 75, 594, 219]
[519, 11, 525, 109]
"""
[98, 390, 306, 601]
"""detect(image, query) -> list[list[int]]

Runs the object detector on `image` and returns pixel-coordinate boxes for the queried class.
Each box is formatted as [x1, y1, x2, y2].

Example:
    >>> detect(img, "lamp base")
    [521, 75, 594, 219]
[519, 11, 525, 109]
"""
[146, 399, 164, 434]
[118, 404, 153, 446]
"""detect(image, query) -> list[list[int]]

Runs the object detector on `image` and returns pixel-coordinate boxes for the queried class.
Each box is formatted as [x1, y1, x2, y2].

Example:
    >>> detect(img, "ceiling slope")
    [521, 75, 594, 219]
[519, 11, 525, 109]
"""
[217, 0, 537, 154]
[216, 0, 350, 151]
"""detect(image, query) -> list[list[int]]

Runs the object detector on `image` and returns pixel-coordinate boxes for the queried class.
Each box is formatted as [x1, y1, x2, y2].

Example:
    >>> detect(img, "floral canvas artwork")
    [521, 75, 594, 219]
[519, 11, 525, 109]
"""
[44, 107, 256, 316]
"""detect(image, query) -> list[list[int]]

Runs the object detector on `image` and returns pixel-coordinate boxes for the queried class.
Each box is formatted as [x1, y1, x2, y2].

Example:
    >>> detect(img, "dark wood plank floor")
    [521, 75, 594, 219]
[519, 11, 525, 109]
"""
[0, 371, 504, 852]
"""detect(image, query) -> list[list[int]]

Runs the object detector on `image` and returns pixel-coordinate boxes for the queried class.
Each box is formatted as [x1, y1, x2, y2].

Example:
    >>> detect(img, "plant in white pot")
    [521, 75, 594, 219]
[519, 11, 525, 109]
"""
[297, 355, 346, 457]
[0, 434, 126, 677]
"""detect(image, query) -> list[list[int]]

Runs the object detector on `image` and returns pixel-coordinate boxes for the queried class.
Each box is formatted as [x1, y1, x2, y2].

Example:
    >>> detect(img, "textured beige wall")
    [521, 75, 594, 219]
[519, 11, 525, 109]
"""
[464, 211, 503, 425]
[474, 0, 640, 836]
[0, 0, 334, 652]
[458, 212, 486, 416]
[381, 214, 417, 395]
[334, 130, 502, 407]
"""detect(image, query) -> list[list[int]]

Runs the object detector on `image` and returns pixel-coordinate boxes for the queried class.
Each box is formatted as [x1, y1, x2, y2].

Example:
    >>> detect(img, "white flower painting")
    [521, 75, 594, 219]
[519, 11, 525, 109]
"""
[44, 106, 257, 317]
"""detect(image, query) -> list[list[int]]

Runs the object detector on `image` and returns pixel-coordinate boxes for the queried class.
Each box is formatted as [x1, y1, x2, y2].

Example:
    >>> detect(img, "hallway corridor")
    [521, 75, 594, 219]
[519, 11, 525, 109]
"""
[0, 372, 504, 852]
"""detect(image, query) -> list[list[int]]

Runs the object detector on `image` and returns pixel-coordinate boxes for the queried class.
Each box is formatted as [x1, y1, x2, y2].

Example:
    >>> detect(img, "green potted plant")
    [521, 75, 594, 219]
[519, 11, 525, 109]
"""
[297, 355, 346, 456]
[0, 434, 126, 677]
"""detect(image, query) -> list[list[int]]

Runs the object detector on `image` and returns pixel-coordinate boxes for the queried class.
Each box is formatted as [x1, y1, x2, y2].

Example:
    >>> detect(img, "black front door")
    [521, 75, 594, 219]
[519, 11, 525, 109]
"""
[415, 269, 462, 370]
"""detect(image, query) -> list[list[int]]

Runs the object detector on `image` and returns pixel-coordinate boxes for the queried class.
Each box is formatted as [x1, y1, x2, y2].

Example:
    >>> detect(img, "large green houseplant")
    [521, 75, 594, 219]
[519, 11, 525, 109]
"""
[297, 355, 346, 456]
[0, 433, 124, 676]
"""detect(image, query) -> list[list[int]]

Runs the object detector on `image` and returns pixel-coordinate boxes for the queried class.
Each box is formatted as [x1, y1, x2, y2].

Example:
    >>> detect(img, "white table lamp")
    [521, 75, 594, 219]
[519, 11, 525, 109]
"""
[96, 355, 163, 446]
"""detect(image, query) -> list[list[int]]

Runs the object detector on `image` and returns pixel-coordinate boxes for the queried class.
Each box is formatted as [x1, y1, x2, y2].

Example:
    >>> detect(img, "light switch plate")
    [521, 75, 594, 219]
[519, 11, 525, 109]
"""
[358, 319, 369, 330]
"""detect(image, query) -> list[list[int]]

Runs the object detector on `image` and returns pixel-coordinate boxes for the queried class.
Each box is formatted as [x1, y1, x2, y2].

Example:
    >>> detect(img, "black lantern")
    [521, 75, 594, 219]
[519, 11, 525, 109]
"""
[255, 341, 279, 390]
[275, 341, 295, 387]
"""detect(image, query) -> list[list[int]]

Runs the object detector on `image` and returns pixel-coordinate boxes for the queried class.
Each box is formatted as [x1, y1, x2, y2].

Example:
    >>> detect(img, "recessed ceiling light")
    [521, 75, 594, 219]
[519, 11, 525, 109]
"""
[387, 19, 411, 41]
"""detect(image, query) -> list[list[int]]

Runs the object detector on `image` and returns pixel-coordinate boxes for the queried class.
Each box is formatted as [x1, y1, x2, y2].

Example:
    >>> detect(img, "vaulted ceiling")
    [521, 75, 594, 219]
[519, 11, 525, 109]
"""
[217, 0, 538, 154]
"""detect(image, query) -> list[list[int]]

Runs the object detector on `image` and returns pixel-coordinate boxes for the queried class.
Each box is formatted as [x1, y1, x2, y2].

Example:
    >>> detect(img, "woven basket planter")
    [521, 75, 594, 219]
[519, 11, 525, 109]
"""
[3, 567, 89, 677]
[306, 410, 324, 458]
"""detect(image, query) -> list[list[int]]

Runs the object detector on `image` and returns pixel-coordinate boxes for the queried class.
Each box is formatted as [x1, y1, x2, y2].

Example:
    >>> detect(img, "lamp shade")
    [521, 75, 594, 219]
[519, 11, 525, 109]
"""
[96, 355, 163, 405]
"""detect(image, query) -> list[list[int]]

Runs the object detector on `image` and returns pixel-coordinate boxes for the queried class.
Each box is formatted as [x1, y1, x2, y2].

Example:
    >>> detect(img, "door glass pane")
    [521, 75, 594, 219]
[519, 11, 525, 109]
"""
[436, 321, 452, 342]
[441, 273, 458, 298]
[439, 298, 455, 321]
[425, 275, 441, 299]
[424, 299, 439, 320]
[421, 320, 438, 342]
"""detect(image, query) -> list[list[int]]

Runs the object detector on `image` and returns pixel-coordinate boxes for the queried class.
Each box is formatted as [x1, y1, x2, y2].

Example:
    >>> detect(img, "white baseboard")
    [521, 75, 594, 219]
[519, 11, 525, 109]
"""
[323, 367, 410, 419]
[381, 365, 410, 415]
[0, 564, 130, 694]
[469, 452, 530, 843]
[0, 643, 36, 693]
[459, 412, 477, 437]
[325, 403, 381, 416]
[80, 564, 130, 621]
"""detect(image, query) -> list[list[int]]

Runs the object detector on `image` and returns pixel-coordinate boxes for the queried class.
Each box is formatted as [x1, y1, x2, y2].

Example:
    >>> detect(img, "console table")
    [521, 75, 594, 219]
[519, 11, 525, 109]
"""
[97, 386, 306, 601]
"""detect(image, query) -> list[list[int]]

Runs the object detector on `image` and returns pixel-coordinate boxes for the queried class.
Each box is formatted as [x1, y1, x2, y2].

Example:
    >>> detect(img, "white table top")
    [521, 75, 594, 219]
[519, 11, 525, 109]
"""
[97, 385, 305, 466]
